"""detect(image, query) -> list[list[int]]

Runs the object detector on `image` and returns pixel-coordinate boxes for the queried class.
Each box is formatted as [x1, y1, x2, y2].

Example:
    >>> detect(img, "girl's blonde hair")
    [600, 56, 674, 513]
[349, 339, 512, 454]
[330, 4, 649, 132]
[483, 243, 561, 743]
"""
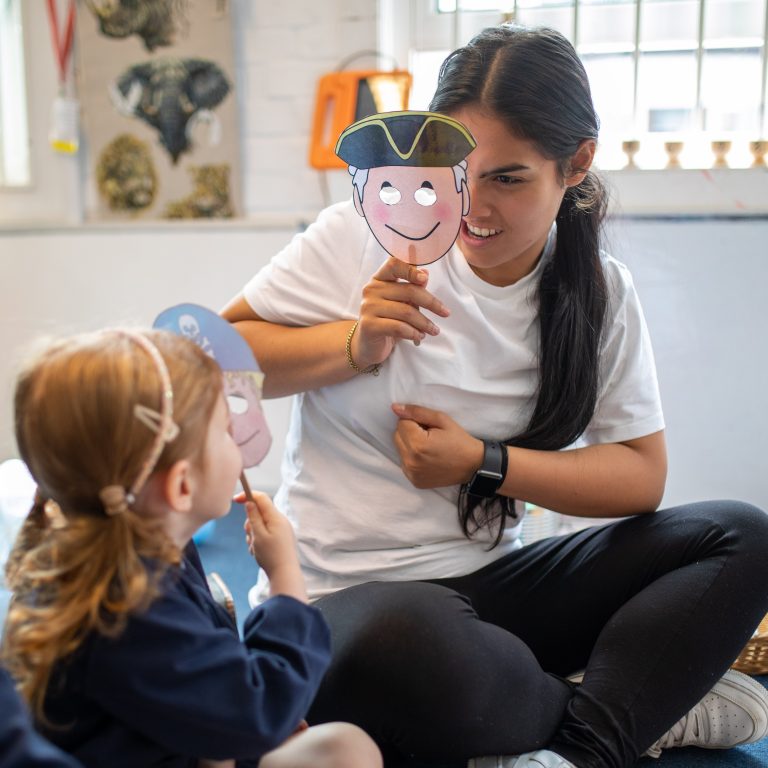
[2, 328, 222, 720]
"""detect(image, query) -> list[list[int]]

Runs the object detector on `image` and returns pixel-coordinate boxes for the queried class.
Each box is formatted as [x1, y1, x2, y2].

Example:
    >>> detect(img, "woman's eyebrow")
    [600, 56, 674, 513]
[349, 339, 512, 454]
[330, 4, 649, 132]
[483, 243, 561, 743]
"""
[479, 163, 531, 178]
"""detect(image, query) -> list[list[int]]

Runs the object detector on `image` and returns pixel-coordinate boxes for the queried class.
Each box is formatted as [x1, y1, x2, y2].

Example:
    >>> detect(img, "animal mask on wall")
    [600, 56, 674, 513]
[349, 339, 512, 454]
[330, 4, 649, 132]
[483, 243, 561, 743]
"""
[111, 57, 230, 164]
[83, 0, 188, 52]
[96, 133, 157, 212]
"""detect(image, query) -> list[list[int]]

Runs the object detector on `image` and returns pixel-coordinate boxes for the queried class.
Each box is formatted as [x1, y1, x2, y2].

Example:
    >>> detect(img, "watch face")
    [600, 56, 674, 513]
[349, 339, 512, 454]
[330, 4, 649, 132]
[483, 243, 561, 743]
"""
[468, 469, 503, 497]
[468, 440, 506, 497]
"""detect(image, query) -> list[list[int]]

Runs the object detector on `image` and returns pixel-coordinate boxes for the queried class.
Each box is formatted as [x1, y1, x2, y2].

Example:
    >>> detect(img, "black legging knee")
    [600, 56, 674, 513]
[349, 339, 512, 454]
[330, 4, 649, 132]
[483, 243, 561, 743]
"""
[309, 501, 768, 768]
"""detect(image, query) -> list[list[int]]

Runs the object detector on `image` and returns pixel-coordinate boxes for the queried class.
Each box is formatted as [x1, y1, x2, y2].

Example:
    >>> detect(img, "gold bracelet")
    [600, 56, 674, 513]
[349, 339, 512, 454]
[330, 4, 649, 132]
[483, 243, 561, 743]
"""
[345, 320, 380, 376]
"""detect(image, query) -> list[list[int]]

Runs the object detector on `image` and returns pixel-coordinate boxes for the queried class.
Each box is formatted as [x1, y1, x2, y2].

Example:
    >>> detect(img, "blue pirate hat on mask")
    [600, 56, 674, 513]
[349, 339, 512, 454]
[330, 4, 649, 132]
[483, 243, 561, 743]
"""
[153, 303, 260, 373]
[335, 110, 476, 169]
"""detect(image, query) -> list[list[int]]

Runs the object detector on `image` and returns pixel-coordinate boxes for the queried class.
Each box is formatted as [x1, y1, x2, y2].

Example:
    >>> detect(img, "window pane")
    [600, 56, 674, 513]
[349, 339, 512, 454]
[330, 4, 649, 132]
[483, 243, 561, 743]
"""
[583, 53, 636, 133]
[0, 0, 30, 186]
[517, 1, 576, 38]
[704, 0, 765, 47]
[702, 49, 762, 132]
[640, 0, 699, 50]
[637, 51, 698, 129]
[579, 0, 636, 53]
[409, 49, 451, 110]
[437, 0, 507, 11]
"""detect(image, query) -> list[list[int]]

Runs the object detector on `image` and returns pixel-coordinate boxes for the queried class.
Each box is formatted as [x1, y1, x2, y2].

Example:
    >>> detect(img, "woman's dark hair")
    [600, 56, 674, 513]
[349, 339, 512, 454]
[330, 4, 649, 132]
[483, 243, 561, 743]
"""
[430, 24, 609, 546]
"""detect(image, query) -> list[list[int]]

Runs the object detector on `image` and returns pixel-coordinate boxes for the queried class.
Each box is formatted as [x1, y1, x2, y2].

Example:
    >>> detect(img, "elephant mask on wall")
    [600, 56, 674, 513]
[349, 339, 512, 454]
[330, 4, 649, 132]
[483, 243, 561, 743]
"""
[111, 57, 230, 164]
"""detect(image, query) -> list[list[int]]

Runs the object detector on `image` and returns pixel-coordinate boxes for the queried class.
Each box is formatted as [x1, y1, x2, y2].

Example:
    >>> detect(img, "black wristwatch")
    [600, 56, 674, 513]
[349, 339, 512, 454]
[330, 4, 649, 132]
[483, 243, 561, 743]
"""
[466, 439, 508, 498]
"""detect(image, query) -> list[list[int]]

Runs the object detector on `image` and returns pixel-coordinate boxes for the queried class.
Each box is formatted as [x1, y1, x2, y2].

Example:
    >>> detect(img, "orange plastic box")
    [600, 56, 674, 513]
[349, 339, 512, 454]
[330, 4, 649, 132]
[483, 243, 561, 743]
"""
[309, 69, 412, 170]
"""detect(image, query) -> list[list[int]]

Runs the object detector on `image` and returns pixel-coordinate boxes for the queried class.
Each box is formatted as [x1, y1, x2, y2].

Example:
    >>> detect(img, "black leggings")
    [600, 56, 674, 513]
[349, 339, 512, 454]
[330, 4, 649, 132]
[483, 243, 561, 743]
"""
[308, 501, 768, 768]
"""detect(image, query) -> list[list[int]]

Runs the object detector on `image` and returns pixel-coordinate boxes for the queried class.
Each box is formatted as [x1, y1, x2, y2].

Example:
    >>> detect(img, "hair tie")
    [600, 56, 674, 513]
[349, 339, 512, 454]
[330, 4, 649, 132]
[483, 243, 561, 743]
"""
[99, 485, 131, 516]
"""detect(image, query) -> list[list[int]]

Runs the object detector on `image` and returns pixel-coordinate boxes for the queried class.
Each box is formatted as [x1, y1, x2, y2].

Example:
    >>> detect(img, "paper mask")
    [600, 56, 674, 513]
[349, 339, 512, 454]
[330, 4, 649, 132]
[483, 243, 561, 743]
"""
[153, 303, 271, 467]
[336, 111, 476, 266]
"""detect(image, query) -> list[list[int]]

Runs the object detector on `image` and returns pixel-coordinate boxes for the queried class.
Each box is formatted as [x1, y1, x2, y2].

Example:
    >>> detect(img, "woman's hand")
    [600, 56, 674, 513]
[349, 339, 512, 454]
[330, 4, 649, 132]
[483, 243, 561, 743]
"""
[392, 403, 484, 489]
[350, 255, 451, 371]
[235, 491, 307, 602]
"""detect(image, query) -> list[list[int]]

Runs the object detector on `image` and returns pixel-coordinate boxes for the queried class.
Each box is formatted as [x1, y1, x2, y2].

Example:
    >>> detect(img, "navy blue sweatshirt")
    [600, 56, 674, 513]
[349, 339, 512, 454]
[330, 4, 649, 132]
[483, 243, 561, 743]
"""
[38, 544, 331, 767]
[0, 665, 82, 768]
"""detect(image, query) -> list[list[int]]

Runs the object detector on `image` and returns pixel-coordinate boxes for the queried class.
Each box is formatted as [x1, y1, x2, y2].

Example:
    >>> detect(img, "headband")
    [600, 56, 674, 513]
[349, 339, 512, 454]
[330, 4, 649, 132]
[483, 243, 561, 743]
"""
[100, 330, 180, 515]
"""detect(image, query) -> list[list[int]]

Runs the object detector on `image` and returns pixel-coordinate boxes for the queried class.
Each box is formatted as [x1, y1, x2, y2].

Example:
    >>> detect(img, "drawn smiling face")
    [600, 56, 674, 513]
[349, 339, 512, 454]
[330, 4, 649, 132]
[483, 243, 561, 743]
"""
[222, 370, 272, 467]
[355, 165, 468, 266]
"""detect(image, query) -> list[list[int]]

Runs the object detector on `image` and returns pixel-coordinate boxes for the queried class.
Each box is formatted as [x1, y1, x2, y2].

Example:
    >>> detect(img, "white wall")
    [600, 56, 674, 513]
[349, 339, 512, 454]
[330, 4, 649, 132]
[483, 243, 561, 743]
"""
[607, 216, 768, 512]
[0, 224, 297, 492]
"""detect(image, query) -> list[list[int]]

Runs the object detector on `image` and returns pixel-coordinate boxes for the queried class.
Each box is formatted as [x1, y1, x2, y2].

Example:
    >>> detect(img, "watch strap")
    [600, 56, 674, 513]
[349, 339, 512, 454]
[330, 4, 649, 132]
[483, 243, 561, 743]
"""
[466, 439, 508, 498]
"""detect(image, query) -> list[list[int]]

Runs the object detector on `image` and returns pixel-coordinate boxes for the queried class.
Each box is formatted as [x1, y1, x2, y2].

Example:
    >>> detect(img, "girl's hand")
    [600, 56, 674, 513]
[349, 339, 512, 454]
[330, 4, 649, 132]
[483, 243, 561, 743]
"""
[350, 255, 451, 371]
[235, 491, 307, 602]
[391, 404, 485, 489]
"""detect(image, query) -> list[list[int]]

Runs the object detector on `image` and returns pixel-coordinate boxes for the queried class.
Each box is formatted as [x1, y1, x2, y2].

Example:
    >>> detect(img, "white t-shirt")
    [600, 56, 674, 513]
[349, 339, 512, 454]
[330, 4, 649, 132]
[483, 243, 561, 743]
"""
[243, 200, 664, 600]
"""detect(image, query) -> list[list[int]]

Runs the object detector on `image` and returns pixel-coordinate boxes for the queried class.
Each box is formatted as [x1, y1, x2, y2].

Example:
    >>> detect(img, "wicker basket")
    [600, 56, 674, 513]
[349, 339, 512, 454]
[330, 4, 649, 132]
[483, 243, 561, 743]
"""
[732, 613, 768, 675]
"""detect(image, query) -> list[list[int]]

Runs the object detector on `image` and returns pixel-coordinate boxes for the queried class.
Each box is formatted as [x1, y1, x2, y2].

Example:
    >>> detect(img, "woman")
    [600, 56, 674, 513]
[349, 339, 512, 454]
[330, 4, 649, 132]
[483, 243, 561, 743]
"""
[222, 24, 768, 768]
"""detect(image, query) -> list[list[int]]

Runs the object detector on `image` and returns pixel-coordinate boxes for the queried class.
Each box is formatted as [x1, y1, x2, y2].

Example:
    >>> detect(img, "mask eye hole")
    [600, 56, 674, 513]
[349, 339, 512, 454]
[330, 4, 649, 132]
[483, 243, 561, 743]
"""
[414, 182, 436, 207]
[379, 182, 401, 205]
[227, 394, 249, 415]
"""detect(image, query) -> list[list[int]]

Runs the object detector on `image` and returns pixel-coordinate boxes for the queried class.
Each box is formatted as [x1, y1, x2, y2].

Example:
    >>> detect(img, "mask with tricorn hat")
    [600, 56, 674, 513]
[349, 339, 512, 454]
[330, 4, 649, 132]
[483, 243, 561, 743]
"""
[336, 111, 476, 266]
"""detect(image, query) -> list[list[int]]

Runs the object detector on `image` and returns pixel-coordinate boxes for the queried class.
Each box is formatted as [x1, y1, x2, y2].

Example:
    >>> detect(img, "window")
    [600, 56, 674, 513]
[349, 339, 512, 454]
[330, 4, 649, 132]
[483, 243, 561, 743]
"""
[393, 0, 768, 170]
[0, 0, 31, 186]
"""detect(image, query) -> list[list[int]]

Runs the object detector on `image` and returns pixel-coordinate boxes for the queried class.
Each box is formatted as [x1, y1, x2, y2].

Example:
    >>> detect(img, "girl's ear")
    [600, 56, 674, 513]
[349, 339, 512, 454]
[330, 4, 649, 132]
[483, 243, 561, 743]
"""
[164, 459, 193, 513]
[565, 139, 596, 188]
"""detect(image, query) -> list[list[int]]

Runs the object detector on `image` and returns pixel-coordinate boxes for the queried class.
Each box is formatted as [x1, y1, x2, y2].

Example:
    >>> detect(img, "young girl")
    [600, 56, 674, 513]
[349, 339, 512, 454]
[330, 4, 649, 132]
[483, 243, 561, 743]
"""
[2, 328, 381, 768]
[222, 23, 768, 768]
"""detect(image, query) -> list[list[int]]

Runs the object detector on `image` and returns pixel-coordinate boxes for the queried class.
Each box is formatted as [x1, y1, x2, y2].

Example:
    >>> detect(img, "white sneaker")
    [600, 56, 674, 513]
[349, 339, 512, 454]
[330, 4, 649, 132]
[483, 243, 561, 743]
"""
[467, 757, 522, 768]
[468, 750, 576, 768]
[645, 669, 768, 757]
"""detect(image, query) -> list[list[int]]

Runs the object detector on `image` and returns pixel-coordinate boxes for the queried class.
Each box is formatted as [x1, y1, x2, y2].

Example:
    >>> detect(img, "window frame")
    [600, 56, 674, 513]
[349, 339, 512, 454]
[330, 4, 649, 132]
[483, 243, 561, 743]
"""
[0, 0, 82, 225]
[378, 0, 768, 215]
[0, 0, 32, 188]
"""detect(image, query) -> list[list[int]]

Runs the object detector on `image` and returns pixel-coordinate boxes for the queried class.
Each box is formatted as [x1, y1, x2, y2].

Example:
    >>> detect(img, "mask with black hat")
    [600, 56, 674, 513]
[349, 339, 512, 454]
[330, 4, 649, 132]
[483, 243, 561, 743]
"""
[336, 111, 476, 266]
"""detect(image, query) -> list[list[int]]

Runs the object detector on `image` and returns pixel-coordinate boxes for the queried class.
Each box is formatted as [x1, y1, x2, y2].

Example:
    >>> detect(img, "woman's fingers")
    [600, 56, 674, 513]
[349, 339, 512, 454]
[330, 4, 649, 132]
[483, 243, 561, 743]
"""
[353, 256, 451, 365]
[366, 258, 451, 319]
[362, 299, 441, 338]
[372, 255, 428, 284]
[363, 283, 450, 321]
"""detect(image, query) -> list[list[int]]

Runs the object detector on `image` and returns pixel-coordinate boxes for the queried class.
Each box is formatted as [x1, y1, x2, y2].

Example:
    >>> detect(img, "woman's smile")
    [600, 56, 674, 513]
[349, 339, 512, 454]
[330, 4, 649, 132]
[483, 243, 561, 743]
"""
[464, 222, 502, 240]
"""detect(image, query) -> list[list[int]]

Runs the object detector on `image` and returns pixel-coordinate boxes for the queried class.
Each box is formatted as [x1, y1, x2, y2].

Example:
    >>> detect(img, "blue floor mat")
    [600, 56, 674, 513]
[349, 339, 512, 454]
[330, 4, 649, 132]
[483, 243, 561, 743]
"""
[198, 506, 768, 767]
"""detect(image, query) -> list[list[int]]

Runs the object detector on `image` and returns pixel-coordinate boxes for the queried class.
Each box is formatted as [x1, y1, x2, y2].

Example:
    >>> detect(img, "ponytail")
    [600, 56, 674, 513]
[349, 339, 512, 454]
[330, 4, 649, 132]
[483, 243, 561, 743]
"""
[2, 503, 176, 722]
[431, 24, 610, 545]
[459, 171, 608, 546]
